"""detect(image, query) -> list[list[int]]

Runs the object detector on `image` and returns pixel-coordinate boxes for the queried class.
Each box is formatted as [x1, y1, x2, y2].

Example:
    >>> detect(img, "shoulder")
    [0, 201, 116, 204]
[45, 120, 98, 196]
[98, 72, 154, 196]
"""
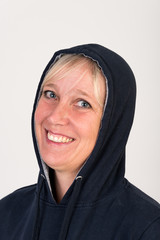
[126, 180, 160, 211]
[0, 184, 37, 216]
[0, 184, 37, 237]
[1, 184, 37, 201]
[123, 180, 160, 238]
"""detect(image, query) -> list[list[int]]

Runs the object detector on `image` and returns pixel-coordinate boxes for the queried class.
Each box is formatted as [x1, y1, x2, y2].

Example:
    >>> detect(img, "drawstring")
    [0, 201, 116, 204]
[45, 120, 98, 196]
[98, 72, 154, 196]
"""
[58, 176, 83, 240]
[32, 174, 45, 240]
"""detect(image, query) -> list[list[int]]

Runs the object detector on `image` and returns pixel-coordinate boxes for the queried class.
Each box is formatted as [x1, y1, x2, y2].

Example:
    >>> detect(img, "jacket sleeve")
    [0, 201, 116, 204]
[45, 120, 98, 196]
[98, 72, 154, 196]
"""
[139, 218, 160, 240]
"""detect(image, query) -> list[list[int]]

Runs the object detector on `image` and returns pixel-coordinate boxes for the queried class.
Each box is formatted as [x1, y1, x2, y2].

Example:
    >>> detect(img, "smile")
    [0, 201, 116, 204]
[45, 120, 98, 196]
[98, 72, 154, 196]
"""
[47, 132, 74, 143]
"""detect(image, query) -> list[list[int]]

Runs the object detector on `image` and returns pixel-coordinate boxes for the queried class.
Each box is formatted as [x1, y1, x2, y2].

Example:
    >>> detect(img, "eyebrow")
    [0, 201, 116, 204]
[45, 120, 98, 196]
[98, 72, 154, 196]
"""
[42, 83, 60, 93]
[74, 88, 91, 98]
[43, 83, 91, 98]
[43, 83, 57, 89]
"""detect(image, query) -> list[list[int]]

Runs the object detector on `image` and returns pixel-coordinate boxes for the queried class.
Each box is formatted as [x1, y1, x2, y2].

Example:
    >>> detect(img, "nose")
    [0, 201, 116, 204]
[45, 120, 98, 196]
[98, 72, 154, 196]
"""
[47, 102, 70, 126]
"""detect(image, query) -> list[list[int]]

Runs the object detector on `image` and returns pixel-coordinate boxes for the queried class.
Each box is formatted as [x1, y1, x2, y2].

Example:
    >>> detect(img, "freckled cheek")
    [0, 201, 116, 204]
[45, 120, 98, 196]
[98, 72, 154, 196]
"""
[72, 114, 100, 140]
[34, 101, 50, 124]
[34, 111, 42, 142]
[34, 107, 43, 125]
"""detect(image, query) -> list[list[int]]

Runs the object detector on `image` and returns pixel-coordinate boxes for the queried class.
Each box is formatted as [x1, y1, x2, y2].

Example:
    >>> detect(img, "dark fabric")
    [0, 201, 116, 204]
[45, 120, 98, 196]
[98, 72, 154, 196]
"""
[0, 44, 160, 239]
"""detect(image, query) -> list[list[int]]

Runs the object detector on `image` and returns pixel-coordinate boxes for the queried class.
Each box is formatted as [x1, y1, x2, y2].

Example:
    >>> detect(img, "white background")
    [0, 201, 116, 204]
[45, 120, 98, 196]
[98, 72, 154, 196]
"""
[0, 0, 160, 202]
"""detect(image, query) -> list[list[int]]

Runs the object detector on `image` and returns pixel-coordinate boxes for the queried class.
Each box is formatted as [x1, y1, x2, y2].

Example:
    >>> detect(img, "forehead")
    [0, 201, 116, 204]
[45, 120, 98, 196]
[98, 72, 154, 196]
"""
[41, 54, 97, 87]
[47, 60, 93, 81]
[44, 64, 95, 94]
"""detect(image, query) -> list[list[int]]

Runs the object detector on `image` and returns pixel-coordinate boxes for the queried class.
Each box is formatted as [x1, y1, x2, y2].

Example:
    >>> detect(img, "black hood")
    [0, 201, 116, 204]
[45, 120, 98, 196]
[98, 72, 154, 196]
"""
[32, 43, 136, 203]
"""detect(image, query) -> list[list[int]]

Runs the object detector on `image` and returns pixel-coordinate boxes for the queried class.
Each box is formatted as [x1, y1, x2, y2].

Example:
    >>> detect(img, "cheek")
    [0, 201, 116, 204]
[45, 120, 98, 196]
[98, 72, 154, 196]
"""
[34, 108, 42, 142]
[34, 104, 48, 141]
[34, 107, 42, 125]
[73, 113, 101, 141]
[34, 100, 48, 125]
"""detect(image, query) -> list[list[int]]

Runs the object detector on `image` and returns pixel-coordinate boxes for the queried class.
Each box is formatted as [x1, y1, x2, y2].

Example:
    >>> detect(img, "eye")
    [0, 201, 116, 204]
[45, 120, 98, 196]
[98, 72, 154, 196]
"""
[43, 90, 57, 99]
[76, 100, 91, 109]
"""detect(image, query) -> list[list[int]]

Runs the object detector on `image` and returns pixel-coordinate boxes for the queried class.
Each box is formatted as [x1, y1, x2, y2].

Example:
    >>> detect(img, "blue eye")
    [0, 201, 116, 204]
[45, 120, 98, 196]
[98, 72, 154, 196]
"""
[77, 100, 91, 108]
[43, 90, 57, 99]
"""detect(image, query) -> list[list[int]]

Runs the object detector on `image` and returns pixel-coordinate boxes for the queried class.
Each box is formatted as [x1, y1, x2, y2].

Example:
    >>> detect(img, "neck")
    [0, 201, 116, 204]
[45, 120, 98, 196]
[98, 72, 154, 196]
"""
[53, 170, 77, 203]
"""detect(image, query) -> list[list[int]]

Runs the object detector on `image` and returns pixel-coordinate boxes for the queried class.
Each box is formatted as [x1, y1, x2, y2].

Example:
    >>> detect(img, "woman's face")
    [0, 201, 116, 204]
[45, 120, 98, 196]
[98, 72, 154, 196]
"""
[35, 63, 106, 175]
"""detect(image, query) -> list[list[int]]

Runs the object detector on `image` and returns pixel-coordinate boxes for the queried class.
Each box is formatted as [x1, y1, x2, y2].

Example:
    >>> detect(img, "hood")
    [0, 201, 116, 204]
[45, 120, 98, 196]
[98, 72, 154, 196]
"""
[32, 43, 136, 204]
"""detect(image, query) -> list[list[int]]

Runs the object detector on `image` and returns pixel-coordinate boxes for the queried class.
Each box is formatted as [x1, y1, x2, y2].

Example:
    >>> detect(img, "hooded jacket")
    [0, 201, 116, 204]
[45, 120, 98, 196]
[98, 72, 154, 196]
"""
[0, 44, 160, 240]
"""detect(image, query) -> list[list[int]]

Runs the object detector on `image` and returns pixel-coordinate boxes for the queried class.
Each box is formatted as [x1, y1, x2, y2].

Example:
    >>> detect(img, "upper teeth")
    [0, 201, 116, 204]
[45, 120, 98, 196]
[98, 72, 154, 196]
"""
[47, 132, 73, 143]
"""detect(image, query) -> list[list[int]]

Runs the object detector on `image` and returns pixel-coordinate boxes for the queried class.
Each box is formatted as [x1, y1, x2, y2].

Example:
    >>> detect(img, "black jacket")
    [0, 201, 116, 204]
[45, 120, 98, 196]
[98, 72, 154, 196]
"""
[1, 44, 160, 240]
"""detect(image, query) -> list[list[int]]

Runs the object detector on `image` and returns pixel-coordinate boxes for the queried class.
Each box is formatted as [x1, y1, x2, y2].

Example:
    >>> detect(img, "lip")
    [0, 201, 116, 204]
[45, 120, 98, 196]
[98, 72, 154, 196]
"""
[45, 129, 75, 144]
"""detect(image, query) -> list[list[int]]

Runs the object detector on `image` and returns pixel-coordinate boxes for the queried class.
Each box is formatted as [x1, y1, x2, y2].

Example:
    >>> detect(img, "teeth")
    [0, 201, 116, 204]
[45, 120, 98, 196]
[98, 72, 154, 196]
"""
[47, 132, 73, 143]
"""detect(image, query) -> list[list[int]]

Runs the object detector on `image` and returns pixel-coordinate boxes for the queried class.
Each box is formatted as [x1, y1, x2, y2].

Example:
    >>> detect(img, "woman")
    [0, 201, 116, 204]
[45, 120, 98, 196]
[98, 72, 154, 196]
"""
[1, 44, 160, 239]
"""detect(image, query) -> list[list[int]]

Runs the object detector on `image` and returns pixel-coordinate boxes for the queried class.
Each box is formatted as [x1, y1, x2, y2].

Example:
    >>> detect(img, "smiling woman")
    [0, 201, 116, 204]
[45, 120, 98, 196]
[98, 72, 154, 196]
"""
[34, 54, 106, 202]
[0, 44, 160, 240]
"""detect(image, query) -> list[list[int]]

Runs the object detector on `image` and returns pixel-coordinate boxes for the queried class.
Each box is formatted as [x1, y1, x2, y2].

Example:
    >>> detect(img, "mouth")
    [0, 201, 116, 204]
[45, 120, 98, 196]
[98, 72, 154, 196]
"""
[47, 131, 74, 143]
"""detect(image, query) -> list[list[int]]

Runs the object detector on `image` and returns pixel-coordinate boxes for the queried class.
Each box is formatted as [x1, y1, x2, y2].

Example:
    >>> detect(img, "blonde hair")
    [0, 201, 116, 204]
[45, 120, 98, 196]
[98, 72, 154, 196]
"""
[41, 54, 106, 107]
